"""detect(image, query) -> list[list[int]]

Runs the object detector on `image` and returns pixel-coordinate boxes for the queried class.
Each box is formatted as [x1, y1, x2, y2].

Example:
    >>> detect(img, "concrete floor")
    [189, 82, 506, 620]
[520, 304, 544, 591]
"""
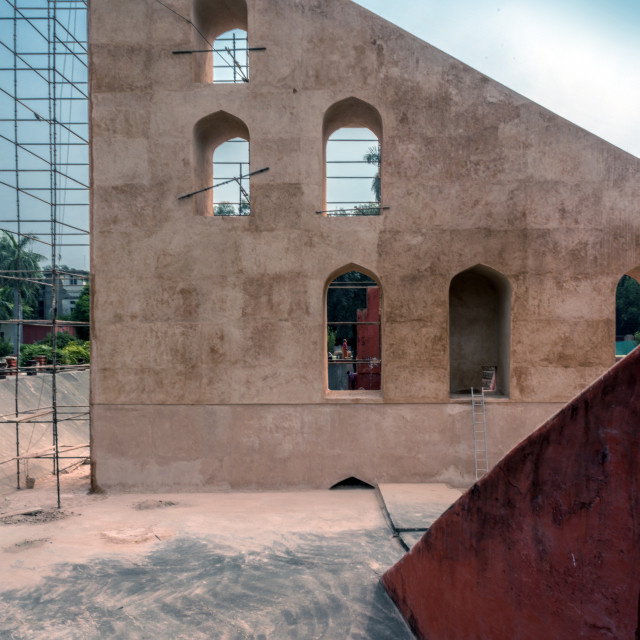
[0, 469, 460, 639]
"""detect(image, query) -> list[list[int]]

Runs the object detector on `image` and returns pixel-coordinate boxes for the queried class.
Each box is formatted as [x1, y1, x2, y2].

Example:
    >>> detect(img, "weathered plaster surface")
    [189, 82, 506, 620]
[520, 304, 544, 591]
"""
[91, 402, 560, 491]
[90, 0, 640, 489]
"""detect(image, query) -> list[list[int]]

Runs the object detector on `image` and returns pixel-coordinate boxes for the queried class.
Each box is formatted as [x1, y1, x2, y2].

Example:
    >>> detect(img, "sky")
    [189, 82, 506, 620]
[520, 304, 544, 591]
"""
[0, 1, 89, 271]
[1, 1, 638, 271]
[354, 0, 640, 158]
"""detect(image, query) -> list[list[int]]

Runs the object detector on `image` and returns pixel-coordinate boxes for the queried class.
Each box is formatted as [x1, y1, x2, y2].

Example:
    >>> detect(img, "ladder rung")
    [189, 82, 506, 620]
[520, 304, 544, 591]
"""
[472, 387, 488, 480]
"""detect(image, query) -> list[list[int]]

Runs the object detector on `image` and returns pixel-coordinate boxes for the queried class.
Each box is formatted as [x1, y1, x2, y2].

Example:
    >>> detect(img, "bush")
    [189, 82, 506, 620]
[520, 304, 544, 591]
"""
[19, 343, 52, 367]
[18, 335, 90, 366]
[60, 341, 90, 364]
[0, 337, 13, 358]
[42, 331, 76, 349]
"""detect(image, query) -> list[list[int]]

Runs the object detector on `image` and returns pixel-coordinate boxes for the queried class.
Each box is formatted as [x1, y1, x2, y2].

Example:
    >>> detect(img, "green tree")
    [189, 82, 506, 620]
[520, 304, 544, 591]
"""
[354, 203, 381, 216]
[214, 202, 238, 216]
[238, 195, 250, 216]
[71, 283, 90, 339]
[327, 327, 337, 354]
[616, 275, 640, 337]
[0, 232, 44, 350]
[363, 145, 381, 203]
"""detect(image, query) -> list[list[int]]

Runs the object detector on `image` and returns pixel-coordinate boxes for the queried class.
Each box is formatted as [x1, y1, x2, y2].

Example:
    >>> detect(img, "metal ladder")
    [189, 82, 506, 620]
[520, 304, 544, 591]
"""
[471, 387, 489, 480]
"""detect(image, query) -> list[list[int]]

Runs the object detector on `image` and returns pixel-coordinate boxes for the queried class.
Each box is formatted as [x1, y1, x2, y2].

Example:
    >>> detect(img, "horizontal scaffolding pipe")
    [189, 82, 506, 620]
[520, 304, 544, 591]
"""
[179, 166, 269, 200]
[316, 206, 389, 214]
[0, 443, 89, 466]
[172, 46, 265, 54]
[0, 318, 89, 325]
[0, 406, 88, 420]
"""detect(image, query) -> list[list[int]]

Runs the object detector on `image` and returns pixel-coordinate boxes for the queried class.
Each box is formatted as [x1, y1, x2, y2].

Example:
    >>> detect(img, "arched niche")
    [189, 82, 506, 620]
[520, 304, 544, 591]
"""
[192, 0, 248, 83]
[325, 265, 382, 392]
[193, 111, 250, 216]
[615, 270, 640, 360]
[449, 265, 511, 397]
[322, 97, 382, 141]
[322, 98, 383, 216]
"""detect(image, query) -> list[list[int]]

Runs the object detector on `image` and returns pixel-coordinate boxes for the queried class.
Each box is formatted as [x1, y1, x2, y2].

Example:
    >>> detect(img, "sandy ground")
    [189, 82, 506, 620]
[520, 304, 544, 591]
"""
[0, 467, 422, 639]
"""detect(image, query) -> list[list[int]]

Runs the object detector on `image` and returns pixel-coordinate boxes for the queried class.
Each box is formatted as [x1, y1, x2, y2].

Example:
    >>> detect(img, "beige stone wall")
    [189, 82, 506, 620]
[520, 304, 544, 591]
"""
[89, 0, 640, 490]
[92, 401, 563, 491]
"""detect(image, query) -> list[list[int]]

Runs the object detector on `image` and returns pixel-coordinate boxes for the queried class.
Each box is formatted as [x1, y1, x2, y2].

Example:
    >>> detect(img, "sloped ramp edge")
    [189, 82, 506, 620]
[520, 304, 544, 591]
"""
[383, 348, 640, 640]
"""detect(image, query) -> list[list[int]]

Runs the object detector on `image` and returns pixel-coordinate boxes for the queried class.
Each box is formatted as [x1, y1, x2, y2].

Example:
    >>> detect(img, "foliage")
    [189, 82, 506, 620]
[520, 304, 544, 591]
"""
[0, 293, 12, 321]
[19, 343, 52, 367]
[363, 145, 381, 203]
[71, 283, 90, 339]
[635, 331, 640, 345]
[0, 337, 13, 358]
[238, 195, 250, 216]
[214, 202, 236, 216]
[0, 231, 45, 309]
[616, 275, 640, 336]
[327, 327, 337, 354]
[353, 202, 381, 216]
[214, 200, 250, 216]
[60, 341, 90, 364]
[45, 330, 77, 349]
[18, 333, 90, 366]
[0, 232, 45, 347]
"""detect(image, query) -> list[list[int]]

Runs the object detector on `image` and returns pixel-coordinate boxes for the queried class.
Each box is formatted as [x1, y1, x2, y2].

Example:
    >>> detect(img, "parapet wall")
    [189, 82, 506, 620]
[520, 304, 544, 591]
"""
[383, 348, 640, 639]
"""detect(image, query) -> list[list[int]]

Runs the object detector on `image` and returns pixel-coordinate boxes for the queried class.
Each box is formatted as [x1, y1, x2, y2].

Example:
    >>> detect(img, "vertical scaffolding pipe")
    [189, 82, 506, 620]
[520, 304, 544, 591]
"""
[232, 31, 236, 83]
[49, 0, 61, 509]
[3, 0, 89, 503]
[12, 1, 21, 490]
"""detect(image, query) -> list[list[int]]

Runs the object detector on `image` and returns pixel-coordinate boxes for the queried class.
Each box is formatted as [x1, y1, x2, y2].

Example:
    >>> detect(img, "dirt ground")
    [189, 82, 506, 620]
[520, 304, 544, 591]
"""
[0, 467, 417, 639]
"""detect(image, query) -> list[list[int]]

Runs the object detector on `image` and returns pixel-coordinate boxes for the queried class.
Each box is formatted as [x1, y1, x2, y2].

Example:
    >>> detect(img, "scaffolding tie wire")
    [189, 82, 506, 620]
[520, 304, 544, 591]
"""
[178, 167, 269, 200]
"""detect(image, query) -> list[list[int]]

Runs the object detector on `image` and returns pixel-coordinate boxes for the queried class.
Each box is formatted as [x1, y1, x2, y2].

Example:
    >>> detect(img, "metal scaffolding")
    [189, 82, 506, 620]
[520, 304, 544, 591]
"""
[0, 0, 89, 507]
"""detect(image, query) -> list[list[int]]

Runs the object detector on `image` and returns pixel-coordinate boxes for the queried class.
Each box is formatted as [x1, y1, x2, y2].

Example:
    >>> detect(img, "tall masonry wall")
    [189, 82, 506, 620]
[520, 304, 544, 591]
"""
[89, 0, 640, 490]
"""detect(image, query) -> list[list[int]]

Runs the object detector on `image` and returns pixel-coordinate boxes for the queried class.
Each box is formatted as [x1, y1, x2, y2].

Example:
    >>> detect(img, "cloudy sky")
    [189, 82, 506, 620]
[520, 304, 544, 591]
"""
[354, 0, 640, 158]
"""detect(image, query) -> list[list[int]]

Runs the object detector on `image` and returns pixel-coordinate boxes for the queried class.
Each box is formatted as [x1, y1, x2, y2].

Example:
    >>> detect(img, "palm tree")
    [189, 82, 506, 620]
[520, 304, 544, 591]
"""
[363, 145, 381, 203]
[0, 232, 44, 351]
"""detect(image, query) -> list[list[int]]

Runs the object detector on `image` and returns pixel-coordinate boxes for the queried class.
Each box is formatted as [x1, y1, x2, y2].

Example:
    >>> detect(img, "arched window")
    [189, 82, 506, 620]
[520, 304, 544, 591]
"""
[326, 269, 381, 391]
[212, 29, 248, 83]
[615, 272, 640, 361]
[192, 0, 248, 83]
[213, 137, 250, 215]
[322, 98, 382, 216]
[193, 111, 250, 216]
[449, 265, 510, 397]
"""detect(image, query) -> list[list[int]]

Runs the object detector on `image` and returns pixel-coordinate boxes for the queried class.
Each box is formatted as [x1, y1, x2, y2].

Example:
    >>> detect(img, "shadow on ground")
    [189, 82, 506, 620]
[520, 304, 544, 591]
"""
[0, 531, 413, 639]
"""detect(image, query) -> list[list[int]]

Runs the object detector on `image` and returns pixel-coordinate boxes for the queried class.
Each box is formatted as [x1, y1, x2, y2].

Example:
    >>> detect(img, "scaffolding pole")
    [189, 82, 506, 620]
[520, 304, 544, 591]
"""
[0, 0, 90, 507]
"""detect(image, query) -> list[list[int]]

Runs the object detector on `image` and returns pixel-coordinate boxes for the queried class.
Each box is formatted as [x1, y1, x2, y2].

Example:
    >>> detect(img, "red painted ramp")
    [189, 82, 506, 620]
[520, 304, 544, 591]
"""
[383, 348, 640, 640]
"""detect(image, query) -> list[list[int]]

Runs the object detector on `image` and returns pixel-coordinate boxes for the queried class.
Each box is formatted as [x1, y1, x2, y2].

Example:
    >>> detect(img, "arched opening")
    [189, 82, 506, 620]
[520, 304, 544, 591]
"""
[322, 98, 382, 216]
[213, 137, 250, 215]
[449, 265, 510, 397]
[326, 268, 381, 391]
[615, 272, 640, 360]
[193, 111, 250, 216]
[192, 0, 248, 83]
[330, 477, 375, 490]
[212, 29, 248, 83]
